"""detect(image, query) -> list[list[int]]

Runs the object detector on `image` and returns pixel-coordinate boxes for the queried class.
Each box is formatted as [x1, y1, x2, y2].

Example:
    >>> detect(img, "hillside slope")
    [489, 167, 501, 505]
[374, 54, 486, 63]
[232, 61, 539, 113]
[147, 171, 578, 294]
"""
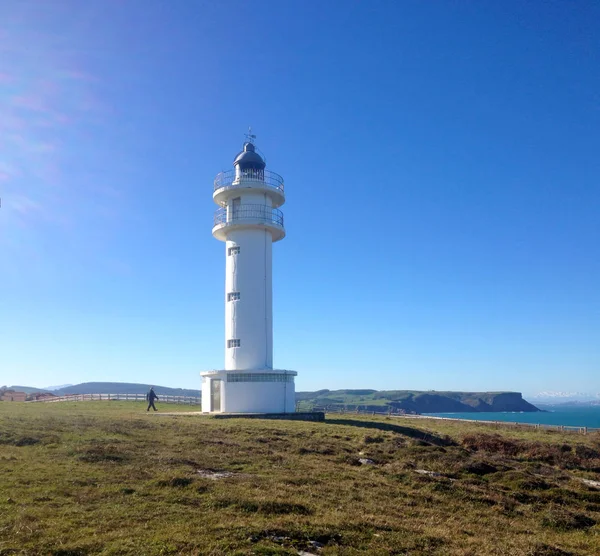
[54, 382, 201, 397]
[296, 389, 540, 413]
[8, 383, 539, 413]
[5, 386, 51, 394]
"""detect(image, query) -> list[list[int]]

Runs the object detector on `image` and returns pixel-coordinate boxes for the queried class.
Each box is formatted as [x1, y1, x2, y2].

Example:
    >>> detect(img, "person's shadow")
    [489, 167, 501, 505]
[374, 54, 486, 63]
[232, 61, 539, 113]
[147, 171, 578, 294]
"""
[325, 418, 456, 447]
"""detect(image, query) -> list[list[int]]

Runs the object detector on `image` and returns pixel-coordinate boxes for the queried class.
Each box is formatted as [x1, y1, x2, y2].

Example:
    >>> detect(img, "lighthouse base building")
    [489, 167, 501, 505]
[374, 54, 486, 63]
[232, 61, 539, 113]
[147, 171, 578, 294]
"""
[201, 139, 297, 414]
[201, 370, 296, 414]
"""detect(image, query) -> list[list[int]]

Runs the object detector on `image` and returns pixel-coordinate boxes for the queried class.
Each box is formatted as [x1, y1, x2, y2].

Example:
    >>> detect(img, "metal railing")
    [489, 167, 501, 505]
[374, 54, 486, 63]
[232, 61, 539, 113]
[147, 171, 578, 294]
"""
[28, 393, 201, 405]
[213, 204, 284, 228]
[214, 169, 284, 193]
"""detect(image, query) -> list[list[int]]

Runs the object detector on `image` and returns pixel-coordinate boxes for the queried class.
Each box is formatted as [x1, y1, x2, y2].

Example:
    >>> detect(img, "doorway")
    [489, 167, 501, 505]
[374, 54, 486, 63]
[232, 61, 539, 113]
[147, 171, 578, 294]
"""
[210, 379, 222, 412]
[232, 197, 241, 220]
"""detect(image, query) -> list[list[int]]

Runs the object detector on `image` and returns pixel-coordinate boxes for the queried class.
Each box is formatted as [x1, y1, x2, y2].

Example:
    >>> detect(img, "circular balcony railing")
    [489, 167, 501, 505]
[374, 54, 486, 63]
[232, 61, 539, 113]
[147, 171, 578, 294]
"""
[213, 204, 284, 228]
[214, 169, 284, 193]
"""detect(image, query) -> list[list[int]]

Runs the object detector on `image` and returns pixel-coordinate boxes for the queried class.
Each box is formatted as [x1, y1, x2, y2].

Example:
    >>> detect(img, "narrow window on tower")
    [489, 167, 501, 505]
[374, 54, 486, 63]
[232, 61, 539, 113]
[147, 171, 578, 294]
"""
[227, 292, 240, 301]
[228, 246, 240, 256]
[227, 339, 241, 348]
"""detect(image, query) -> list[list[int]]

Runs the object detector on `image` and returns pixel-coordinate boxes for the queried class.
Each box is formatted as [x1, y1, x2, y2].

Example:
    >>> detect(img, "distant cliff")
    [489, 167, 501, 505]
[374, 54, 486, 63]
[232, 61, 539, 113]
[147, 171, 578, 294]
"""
[52, 382, 201, 397]
[296, 390, 540, 413]
[10, 382, 540, 413]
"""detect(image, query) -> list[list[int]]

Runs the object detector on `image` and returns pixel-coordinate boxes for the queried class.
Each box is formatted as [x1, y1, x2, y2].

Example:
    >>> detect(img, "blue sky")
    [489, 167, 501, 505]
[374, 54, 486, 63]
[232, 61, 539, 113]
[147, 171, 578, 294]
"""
[1, 1, 598, 395]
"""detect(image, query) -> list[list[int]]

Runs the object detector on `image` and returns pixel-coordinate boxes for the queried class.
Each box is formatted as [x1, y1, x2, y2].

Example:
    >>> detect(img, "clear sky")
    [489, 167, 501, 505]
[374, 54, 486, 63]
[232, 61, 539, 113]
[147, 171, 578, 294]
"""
[1, 1, 598, 395]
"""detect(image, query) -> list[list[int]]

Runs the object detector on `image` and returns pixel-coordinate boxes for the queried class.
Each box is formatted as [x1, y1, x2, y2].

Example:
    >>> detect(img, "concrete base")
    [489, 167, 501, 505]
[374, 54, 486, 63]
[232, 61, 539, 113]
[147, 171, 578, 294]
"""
[200, 369, 297, 413]
[210, 411, 324, 422]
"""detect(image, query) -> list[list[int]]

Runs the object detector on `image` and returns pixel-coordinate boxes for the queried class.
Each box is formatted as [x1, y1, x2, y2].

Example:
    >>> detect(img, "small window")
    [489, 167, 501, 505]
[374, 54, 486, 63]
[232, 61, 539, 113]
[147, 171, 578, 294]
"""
[228, 246, 240, 256]
[227, 292, 240, 301]
[227, 339, 241, 348]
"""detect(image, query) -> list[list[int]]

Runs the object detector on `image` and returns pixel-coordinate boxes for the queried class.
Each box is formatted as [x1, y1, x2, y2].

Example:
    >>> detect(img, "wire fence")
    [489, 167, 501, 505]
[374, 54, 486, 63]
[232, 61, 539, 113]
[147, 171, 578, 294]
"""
[28, 393, 202, 405]
[300, 405, 404, 416]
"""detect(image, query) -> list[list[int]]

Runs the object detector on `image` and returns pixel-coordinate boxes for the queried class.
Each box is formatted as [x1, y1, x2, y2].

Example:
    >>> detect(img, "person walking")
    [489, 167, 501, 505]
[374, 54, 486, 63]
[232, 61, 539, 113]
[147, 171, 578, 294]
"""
[146, 387, 159, 412]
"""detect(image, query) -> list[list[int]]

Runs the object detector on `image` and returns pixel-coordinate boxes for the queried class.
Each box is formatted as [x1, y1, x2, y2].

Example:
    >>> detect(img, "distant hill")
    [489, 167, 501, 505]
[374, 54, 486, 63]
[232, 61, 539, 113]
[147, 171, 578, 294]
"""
[53, 382, 201, 397]
[531, 391, 600, 404]
[44, 384, 74, 391]
[295, 390, 540, 413]
[6, 383, 540, 413]
[7, 386, 52, 395]
[536, 400, 600, 408]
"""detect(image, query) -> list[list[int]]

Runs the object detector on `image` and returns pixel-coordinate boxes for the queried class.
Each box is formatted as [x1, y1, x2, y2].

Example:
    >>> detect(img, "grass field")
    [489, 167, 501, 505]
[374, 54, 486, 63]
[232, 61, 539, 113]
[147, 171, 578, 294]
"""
[1, 402, 599, 555]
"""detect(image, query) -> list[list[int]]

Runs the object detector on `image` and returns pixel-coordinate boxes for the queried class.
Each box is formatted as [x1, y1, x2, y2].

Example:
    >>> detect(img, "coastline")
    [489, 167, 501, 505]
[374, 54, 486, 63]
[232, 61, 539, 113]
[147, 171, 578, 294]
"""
[407, 410, 600, 434]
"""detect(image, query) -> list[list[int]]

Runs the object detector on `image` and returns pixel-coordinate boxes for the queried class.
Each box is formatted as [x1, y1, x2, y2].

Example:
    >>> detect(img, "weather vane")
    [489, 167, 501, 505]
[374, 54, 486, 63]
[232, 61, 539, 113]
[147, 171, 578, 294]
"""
[245, 126, 257, 144]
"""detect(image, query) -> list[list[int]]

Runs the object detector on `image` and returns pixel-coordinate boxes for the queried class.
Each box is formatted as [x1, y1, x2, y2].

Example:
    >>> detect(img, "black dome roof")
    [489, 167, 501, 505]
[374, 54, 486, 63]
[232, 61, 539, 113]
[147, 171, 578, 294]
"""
[233, 142, 266, 170]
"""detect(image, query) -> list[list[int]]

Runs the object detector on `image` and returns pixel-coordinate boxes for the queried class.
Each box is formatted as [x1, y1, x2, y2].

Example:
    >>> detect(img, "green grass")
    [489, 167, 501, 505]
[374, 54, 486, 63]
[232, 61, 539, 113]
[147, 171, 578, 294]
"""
[1, 402, 600, 555]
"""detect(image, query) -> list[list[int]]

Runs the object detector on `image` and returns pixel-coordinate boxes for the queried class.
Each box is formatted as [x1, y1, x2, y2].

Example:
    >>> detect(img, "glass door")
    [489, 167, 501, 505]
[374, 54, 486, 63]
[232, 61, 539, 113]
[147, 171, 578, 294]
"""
[210, 379, 222, 412]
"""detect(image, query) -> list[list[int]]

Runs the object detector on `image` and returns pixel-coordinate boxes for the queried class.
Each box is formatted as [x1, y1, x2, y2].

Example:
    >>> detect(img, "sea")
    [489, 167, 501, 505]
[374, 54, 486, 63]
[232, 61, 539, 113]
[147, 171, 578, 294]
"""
[425, 405, 600, 429]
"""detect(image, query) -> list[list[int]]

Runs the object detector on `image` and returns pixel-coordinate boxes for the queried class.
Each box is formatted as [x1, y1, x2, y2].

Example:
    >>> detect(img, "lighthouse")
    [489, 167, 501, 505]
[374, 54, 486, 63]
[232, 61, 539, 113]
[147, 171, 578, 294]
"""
[201, 136, 297, 413]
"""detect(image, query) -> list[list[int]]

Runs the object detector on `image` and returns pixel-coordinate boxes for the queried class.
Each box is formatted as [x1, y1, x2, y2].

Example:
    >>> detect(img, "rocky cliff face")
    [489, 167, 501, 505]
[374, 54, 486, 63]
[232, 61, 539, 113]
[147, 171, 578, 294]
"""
[296, 390, 541, 414]
[390, 392, 540, 413]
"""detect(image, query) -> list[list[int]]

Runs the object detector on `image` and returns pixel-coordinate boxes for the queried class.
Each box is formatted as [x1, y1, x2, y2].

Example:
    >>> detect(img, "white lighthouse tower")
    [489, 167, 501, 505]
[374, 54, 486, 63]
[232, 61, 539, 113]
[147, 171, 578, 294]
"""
[201, 135, 297, 413]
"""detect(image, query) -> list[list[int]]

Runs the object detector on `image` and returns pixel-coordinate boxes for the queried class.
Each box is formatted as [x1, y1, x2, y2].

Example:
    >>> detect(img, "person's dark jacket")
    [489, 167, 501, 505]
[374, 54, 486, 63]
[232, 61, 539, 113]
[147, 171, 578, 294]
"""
[146, 389, 158, 402]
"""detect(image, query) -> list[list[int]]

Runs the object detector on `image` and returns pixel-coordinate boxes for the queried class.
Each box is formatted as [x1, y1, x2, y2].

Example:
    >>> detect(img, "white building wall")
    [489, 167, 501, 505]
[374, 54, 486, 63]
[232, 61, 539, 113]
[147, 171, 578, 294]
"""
[205, 153, 295, 414]
[225, 227, 273, 370]
[223, 381, 294, 413]
[202, 373, 295, 413]
[236, 191, 272, 207]
[201, 378, 211, 412]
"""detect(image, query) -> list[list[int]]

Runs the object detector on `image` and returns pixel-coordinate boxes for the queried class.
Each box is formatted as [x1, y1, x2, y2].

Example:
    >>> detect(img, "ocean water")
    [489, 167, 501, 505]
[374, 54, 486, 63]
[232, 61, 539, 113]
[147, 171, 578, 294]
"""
[425, 405, 600, 429]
